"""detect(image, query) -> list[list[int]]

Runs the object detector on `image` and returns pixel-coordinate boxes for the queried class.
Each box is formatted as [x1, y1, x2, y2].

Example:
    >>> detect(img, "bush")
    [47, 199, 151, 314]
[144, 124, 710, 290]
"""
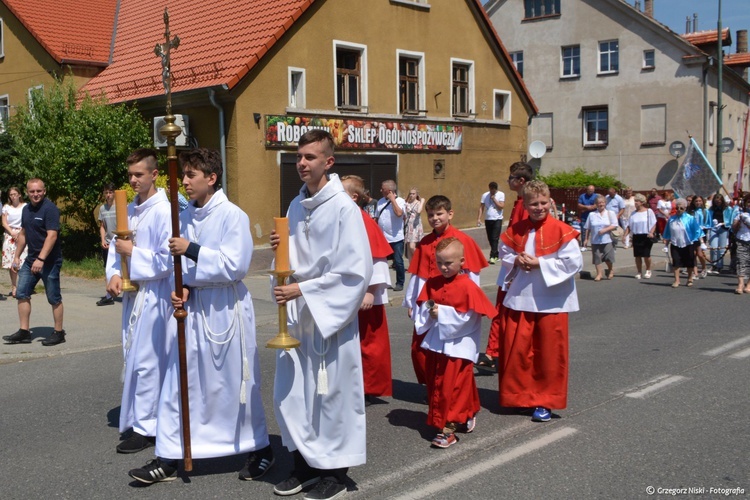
[538, 167, 623, 189]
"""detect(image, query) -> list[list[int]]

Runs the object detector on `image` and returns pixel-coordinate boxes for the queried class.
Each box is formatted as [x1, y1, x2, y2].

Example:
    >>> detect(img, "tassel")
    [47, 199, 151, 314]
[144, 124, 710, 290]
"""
[317, 363, 328, 395]
[240, 356, 250, 405]
[240, 380, 247, 405]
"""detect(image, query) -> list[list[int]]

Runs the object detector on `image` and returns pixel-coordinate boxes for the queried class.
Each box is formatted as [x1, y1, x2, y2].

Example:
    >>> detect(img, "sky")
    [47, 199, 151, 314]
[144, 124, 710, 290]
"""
[652, 0, 750, 44]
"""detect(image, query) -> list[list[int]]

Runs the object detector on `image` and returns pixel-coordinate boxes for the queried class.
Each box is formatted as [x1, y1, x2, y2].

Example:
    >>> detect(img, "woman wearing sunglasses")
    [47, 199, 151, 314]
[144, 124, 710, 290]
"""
[662, 198, 703, 288]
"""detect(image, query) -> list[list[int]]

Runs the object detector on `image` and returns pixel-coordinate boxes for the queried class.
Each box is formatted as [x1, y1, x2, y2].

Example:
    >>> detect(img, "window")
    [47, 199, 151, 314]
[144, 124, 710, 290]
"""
[0, 18, 4, 59]
[27, 85, 43, 116]
[288, 68, 306, 109]
[0, 95, 8, 133]
[561, 45, 580, 77]
[334, 42, 367, 111]
[451, 59, 474, 117]
[493, 90, 511, 122]
[583, 107, 608, 146]
[640, 104, 666, 146]
[510, 51, 524, 78]
[599, 40, 619, 74]
[531, 113, 553, 149]
[397, 52, 425, 115]
[643, 49, 655, 69]
[524, 0, 560, 19]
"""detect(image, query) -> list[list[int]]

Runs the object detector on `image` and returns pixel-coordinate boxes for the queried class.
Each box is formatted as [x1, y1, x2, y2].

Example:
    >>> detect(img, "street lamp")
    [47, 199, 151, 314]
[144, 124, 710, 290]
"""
[717, 0, 723, 178]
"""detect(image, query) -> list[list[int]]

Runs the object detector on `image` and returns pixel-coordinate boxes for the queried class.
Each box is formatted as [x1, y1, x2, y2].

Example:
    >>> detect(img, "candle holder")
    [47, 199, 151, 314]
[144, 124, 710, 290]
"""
[114, 230, 139, 292]
[266, 269, 301, 350]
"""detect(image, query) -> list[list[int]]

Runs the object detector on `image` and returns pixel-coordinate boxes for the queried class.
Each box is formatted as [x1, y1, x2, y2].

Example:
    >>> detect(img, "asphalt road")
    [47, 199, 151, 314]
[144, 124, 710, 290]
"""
[0, 259, 748, 499]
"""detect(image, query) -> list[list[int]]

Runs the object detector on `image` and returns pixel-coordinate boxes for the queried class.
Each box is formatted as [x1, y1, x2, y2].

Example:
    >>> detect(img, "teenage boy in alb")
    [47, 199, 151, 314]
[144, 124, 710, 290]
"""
[128, 148, 273, 484]
[106, 149, 173, 454]
[402, 195, 487, 387]
[271, 130, 372, 500]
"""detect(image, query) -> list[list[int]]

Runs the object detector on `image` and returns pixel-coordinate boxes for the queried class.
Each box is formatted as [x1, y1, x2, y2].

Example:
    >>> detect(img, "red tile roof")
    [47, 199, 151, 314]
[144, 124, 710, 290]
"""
[3, 0, 116, 65]
[79, 0, 315, 103]
[725, 52, 750, 68]
[682, 28, 732, 48]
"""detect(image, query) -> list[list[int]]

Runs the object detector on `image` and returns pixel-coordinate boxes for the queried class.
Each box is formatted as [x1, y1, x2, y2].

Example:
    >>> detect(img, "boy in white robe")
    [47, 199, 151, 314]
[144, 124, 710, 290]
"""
[106, 148, 173, 454]
[271, 130, 372, 500]
[128, 148, 273, 485]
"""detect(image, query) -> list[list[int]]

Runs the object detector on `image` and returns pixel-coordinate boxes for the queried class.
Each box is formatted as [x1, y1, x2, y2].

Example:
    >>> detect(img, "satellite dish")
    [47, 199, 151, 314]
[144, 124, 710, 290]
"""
[721, 137, 735, 153]
[669, 140, 686, 159]
[528, 140, 547, 159]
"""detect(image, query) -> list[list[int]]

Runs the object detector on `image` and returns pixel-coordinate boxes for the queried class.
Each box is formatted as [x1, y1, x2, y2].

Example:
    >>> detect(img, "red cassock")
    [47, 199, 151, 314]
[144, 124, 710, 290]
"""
[418, 274, 496, 429]
[407, 225, 488, 385]
[358, 210, 393, 397]
[486, 198, 528, 358]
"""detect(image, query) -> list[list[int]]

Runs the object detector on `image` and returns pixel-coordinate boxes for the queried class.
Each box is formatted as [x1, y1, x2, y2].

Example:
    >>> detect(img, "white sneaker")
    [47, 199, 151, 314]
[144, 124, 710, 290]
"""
[700, 269, 708, 278]
[635, 274, 642, 280]
[644, 271, 652, 279]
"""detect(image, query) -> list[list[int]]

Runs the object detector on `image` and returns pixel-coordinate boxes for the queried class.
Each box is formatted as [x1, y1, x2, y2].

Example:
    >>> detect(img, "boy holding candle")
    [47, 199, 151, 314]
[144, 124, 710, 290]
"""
[106, 148, 173, 454]
[128, 148, 273, 484]
[271, 130, 372, 500]
[414, 237, 497, 447]
[403, 195, 488, 387]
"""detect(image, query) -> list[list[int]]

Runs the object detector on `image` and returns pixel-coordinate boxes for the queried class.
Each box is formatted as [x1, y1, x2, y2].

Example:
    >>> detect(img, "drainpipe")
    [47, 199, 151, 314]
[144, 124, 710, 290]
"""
[703, 64, 709, 152]
[208, 89, 228, 197]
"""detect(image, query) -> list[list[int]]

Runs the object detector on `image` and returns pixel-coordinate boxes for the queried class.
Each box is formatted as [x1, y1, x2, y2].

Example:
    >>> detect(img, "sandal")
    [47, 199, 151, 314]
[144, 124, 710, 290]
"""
[671, 282, 680, 288]
[475, 353, 497, 372]
[687, 280, 694, 287]
[593, 276, 602, 282]
[735, 289, 743, 295]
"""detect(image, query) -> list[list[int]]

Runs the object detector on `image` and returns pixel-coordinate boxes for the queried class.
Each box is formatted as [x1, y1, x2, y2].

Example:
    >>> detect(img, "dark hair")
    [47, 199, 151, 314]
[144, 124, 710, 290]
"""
[687, 195, 704, 214]
[712, 193, 726, 209]
[509, 161, 533, 181]
[489, 182, 498, 190]
[102, 182, 116, 192]
[126, 148, 159, 171]
[298, 130, 335, 156]
[425, 195, 451, 212]
[178, 148, 223, 189]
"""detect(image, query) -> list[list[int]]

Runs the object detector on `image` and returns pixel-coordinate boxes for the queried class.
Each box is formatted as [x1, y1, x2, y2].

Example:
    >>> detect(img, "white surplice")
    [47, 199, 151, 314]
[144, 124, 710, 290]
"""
[106, 189, 173, 436]
[414, 303, 482, 363]
[498, 229, 583, 313]
[273, 174, 372, 470]
[154, 189, 270, 459]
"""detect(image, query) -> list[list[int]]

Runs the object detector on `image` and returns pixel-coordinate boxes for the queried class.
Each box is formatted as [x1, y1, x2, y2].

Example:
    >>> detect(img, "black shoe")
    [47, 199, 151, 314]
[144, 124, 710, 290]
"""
[96, 296, 115, 306]
[239, 445, 275, 480]
[304, 478, 346, 500]
[116, 432, 154, 454]
[0, 294, 6, 301]
[41, 330, 66, 346]
[274, 473, 321, 496]
[392, 284, 403, 292]
[3, 329, 32, 344]
[128, 458, 177, 484]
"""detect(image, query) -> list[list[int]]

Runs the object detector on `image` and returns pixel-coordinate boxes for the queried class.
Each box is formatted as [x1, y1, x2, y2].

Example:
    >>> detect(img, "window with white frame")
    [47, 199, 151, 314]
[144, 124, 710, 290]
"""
[0, 18, 5, 59]
[397, 51, 425, 115]
[642, 49, 655, 69]
[0, 95, 9, 133]
[27, 85, 43, 116]
[288, 68, 306, 109]
[524, 0, 560, 19]
[510, 51, 524, 78]
[583, 107, 608, 146]
[451, 59, 474, 117]
[334, 42, 367, 111]
[493, 90, 511, 122]
[561, 45, 580, 77]
[598, 40, 619, 74]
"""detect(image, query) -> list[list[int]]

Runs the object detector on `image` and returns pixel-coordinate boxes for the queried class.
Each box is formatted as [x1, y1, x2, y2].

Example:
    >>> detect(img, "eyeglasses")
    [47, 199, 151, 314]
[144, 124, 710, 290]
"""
[676, 207, 686, 211]
[508, 175, 521, 182]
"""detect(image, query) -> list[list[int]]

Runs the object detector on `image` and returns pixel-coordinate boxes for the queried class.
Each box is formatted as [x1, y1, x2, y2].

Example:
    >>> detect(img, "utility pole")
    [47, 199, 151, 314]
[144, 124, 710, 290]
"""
[717, 0, 723, 178]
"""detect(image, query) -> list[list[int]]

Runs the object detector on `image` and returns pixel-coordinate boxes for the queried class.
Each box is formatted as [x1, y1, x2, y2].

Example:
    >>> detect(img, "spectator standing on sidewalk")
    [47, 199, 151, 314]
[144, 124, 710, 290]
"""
[577, 185, 598, 247]
[377, 180, 406, 291]
[96, 183, 117, 306]
[3, 178, 66, 346]
[403, 187, 425, 261]
[2, 187, 27, 299]
[477, 182, 505, 264]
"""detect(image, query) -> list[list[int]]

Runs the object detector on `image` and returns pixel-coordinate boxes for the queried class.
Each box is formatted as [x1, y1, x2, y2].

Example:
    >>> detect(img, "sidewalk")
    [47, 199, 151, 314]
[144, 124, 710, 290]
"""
[0, 226, 669, 365]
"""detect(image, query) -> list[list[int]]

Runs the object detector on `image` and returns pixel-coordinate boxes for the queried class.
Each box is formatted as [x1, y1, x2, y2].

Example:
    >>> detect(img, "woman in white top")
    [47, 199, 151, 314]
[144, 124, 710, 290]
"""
[731, 194, 750, 294]
[583, 195, 618, 281]
[403, 187, 425, 260]
[620, 187, 636, 247]
[623, 193, 656, 279]
[2, 187, 28, 297]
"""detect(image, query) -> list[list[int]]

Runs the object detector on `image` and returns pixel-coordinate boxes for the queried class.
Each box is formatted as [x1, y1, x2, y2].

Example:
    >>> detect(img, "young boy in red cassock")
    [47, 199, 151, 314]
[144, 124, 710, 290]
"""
[414, 237, 496, 448]
[497, 180, 582, 422]
[403, 195, 488, 387]
[342, 175, 394, 403]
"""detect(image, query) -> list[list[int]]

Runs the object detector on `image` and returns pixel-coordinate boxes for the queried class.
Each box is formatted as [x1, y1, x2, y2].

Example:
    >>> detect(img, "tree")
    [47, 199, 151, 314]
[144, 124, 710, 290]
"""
[8, 78, 150, 257]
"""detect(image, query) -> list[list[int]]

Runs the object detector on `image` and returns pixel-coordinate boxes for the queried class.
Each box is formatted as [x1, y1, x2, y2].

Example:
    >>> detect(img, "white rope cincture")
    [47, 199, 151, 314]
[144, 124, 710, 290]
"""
[195, 282, 250, 404]
[311, 327, 330, 395]
[121, 287, 146, 383]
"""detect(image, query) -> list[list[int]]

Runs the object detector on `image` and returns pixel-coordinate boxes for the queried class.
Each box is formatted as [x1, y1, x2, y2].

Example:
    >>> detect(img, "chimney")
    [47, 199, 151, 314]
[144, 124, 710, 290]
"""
[644, 0, 653, 18]
[685, 16, 691, 34]
[692, 13, 698, 33]
[738, 29, 748, 80]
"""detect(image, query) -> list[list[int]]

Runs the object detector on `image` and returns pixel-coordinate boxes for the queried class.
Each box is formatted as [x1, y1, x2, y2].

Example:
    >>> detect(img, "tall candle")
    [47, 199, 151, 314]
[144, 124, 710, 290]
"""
[114, 190, 129, 231]
[274, 217, 290, 271]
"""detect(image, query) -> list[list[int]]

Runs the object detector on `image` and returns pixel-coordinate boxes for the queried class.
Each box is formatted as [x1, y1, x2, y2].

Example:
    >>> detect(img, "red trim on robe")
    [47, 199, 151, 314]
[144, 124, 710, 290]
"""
[501, 215, 579, 258]
[498, 308, 569, 409]
[426, 352, 479, 430]
[417, 274, 497, 319]
[358, 305, 392, 397]
[361, 209, 393, 259]
[407, 225, 488, 279]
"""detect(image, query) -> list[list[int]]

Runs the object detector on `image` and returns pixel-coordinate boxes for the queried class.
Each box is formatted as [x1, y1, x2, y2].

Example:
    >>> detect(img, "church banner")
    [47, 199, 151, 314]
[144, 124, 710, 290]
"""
[265, 115, 462, 151]
[670, 137, 723, 199]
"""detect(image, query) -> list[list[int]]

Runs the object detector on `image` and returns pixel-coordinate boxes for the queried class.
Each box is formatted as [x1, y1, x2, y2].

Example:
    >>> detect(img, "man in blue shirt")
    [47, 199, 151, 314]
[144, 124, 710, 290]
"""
[605, 187, 625, 226]
[3, 178, 66, 346]
[577, 185, 598, 247]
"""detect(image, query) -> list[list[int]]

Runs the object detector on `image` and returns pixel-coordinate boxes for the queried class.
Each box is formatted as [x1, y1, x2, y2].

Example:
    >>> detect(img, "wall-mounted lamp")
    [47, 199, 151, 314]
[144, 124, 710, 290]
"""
[253, 113, 262, 125]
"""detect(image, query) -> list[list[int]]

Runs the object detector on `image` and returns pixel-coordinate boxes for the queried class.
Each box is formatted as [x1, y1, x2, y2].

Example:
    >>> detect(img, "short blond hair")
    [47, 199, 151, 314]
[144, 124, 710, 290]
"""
[522, 179, 550, 199]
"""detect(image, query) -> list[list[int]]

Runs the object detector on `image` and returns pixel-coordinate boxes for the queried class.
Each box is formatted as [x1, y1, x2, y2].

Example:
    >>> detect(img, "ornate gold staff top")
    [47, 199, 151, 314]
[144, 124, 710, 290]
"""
[155, 7, 192, 472]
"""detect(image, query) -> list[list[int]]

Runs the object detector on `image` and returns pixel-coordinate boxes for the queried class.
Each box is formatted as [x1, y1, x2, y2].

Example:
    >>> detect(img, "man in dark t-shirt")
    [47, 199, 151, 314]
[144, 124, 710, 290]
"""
[3, 178, 66, 346]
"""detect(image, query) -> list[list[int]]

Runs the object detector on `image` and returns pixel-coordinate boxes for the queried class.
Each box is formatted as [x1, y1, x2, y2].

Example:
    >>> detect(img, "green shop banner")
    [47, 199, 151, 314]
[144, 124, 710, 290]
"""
[265, 115, 462, 151]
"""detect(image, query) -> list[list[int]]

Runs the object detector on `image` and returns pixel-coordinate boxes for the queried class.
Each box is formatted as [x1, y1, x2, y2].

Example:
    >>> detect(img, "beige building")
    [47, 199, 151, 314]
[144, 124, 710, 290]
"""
[485, 0, 750, 192]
